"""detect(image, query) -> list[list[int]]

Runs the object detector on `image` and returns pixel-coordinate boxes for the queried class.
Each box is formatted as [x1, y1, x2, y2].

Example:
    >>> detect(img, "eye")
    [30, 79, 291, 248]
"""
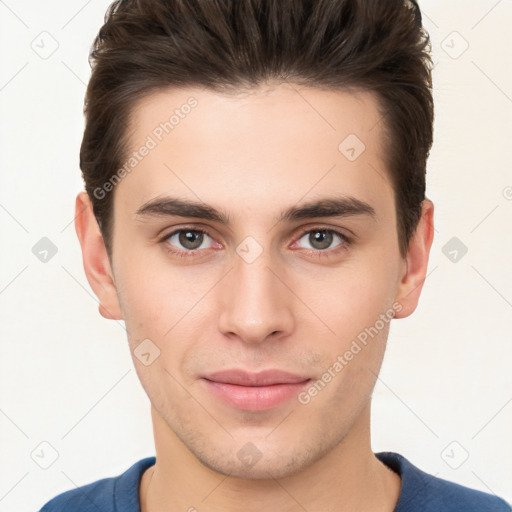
[296, 228, 349, 252]
[165, 229, 216, 252]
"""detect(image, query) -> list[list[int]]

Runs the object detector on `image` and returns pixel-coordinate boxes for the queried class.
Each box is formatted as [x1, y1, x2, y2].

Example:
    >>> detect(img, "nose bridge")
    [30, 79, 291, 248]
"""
[217, 245, 294, 343]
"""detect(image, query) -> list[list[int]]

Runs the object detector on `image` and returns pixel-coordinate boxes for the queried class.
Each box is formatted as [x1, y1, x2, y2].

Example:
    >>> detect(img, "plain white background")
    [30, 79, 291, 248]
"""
[0, 1, 511, 510]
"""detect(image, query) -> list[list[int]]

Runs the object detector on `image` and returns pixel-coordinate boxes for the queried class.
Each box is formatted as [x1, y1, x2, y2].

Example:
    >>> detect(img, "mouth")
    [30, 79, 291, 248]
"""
[200, 369, 312, 411]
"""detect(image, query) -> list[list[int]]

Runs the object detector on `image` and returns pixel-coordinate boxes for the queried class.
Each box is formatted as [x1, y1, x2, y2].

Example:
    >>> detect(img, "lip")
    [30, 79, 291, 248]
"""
[201, 369, 312, 411]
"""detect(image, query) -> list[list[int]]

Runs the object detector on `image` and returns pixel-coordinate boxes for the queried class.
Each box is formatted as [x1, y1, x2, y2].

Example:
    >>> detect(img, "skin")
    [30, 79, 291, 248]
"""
[75, 83, 434, 512]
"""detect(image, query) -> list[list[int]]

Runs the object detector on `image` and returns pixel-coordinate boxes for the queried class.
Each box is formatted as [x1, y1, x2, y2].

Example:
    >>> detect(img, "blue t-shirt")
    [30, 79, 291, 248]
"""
[39, 451, 510, 511]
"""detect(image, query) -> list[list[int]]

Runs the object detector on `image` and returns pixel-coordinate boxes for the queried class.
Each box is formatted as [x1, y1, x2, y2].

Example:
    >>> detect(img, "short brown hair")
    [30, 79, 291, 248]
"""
[80, 0, 433, 258]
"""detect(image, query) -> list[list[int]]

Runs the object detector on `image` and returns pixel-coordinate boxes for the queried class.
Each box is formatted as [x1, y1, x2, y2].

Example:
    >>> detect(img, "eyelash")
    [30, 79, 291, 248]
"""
[159, 226, 352, 259]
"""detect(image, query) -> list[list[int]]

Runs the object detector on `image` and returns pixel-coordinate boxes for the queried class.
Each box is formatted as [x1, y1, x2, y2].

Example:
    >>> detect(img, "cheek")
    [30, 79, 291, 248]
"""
[113, 244, 176, 322]
[116, 275, 168, 337]
[298, 255, 399, 344]
[113, 250, 219, 350]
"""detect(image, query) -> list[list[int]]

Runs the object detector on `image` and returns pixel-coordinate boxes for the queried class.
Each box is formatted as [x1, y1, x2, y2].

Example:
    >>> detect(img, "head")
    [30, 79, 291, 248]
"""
[76, 0, 434, 479]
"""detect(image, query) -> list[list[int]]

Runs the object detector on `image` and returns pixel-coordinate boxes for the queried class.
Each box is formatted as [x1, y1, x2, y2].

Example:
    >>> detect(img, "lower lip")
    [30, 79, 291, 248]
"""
[201, 378, 312, 411]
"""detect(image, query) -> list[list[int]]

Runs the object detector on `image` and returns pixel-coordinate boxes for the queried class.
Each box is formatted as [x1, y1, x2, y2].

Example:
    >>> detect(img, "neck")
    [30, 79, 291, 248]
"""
[140, 404, 401, 512]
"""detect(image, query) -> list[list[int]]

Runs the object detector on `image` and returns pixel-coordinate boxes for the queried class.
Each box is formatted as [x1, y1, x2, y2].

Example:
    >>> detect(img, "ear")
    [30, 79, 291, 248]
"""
[394, 198, 434, 319]
[74, 191, 123, 320]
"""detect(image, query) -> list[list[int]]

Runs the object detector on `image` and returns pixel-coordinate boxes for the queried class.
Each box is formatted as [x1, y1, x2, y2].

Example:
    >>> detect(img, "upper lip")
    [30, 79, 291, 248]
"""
[202, 369, 311, 387]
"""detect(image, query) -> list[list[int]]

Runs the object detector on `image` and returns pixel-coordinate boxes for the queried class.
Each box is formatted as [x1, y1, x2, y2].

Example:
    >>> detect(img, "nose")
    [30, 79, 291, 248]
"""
[217, 249, 295, 344]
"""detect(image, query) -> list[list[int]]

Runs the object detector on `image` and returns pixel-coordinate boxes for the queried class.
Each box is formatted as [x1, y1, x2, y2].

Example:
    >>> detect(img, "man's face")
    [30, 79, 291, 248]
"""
[108, 84, 408, 478]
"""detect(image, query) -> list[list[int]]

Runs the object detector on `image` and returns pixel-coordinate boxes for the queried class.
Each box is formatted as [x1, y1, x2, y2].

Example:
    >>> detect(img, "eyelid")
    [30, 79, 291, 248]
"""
[293, 224, 354, 243]
[158, 225, 215, 242]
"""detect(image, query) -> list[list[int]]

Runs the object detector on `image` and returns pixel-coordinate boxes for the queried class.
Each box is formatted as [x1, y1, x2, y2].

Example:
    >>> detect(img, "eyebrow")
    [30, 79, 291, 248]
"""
[135, 195, 376, 224]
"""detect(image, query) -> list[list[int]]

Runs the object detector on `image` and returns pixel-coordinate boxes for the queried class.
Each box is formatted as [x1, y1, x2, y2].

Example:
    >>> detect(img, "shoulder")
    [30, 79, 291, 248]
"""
[376, 451, 511, 512]
[38, 456, 156, 512]
[39, 476, 116, 512]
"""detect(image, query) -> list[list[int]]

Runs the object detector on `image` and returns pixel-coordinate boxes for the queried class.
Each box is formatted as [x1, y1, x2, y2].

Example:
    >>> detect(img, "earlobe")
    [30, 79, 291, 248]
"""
[394, 199, 435, 319]
[74, 191, 123, 320]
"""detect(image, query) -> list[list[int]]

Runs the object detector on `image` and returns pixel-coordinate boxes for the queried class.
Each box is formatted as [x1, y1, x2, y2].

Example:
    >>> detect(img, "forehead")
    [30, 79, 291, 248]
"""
[116, 83, 393, 223]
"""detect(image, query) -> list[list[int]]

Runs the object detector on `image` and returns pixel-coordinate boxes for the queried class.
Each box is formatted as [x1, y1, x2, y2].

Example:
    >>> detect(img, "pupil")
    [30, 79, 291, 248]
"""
[180, 230, 203, 249]
[310, 230, 332, 250]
